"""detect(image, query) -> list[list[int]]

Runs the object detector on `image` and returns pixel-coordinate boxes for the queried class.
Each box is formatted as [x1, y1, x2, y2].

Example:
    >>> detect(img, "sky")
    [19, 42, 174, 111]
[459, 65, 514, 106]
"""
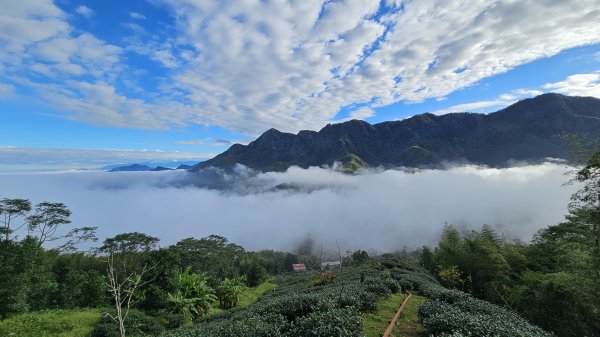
[1, 0, 600, 170]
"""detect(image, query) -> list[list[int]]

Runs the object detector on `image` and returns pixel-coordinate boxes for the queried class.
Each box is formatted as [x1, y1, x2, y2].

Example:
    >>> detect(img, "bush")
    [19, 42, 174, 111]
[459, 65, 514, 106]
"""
[288, 307, 365, 337]
[308, 271, 336, 287]
[363, 277, 392, 297]
[160, 266, 398, 337]
[0, 309, 100, 337]
[162, 313, 287, 337]
[418, 289, 554, 337]
[91, 309, 164, 337]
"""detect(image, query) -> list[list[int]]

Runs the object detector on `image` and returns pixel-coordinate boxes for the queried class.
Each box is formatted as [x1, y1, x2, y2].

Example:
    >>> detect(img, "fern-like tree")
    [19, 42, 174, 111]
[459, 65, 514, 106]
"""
[168, 267, 217, 324]
[216, 275, 246, 309]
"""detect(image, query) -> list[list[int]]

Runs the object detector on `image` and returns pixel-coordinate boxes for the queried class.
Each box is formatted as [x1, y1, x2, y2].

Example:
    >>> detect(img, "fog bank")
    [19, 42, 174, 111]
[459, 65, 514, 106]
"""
[0, 163, 577, 252]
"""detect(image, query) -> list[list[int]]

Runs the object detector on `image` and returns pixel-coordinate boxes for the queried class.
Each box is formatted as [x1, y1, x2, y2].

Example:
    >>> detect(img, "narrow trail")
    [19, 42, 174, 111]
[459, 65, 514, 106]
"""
[382, 292, 413, 337]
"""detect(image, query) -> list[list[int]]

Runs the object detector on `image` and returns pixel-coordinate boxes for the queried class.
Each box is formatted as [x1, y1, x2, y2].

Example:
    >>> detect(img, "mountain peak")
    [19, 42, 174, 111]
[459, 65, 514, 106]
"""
[196, 94, 600, 171]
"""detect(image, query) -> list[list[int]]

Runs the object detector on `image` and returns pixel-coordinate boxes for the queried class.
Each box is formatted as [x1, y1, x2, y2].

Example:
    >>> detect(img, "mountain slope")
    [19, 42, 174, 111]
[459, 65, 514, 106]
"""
[195, 93, 600, 172]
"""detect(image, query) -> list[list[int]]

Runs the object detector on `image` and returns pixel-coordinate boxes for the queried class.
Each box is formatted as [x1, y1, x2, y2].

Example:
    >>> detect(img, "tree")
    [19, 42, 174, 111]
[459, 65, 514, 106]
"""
[171, 235, 244, 281]
[216, 275, 246, 310]
[350, 250, 369, 265]
[99, 232, 160, 337]
[168, 267, 217, 324]
[420, 246, 435, 273]
[0, 198, 31, 241]
[27, 201, 72, 246]
[569, 150, 600, 276]
[105, 253, 154, 337]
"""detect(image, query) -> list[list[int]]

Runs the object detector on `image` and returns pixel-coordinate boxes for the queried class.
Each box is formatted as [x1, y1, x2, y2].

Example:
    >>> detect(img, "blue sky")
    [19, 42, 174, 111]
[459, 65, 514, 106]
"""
[1, 0, 600, 170]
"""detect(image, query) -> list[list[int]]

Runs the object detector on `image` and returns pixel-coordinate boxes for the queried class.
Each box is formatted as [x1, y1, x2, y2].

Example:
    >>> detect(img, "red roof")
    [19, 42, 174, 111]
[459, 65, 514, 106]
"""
[292, 263, 306, 271]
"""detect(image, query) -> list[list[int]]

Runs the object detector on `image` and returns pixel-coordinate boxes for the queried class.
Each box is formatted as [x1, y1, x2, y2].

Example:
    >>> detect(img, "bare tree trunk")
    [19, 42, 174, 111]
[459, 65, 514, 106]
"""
[105, 253, 152, 337]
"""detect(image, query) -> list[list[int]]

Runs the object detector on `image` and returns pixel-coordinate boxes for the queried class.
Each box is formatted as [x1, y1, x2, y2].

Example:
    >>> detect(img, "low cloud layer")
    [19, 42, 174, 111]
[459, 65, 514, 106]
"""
[0, 147, 212, 172]
[0, 164, 577, 253]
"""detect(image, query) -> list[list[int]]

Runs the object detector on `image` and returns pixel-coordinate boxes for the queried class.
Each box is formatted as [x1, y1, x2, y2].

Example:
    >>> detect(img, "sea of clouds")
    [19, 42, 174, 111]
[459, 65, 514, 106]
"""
[0, 163, 578, 253]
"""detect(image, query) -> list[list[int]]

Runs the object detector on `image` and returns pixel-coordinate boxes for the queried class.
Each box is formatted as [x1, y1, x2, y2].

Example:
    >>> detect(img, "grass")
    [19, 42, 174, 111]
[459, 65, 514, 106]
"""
[237, 281, 278, 307]
[392, 294, 427, 337]
[363, 293, 427, 337]
[0, 308, 101, 337]
[209, 281, 278, 314]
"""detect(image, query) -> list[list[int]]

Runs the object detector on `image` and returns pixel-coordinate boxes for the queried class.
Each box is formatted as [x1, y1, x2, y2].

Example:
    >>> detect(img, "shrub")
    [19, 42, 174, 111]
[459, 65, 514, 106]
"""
[91, 309, 164, 337]
[418, 290, 554, 337]
[308, 270, 336, 287]
[162, 313, 287, 337]
[363, 277, 392, 297]
[288, 307, 365, 337]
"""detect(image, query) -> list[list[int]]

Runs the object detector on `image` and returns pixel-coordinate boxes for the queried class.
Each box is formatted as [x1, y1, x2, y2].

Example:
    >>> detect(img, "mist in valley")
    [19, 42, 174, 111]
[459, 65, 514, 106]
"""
[0, 163, 577, 253]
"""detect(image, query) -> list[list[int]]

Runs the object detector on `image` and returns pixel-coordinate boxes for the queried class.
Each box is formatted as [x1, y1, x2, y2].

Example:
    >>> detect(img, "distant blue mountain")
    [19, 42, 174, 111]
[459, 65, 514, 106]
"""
[109, 164, 153, 172]
[103, 160, 202, 172]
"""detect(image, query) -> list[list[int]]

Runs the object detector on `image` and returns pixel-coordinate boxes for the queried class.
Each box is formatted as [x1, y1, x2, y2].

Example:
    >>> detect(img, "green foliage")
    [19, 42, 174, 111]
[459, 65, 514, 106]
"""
[216, 275, 246, 309]
[0, 198, 31, 241]
[137, 249, 179, 312]
[419, 298, 553, 337]
[244, 260, 268, 287]
[92, 309, 164, 337]
[308, 270, 336, 287]
[350, 249, 370, 265]
[0, 309, 101, 337]
[512, 271, 600, 337]
[167, 267, 217, 324]
[170, 236, 244, 282]
[288, 307, 365, 337]
[236, 282, 278, 307]
[161, 266, 397, 337]
[26, 201, 72, 246]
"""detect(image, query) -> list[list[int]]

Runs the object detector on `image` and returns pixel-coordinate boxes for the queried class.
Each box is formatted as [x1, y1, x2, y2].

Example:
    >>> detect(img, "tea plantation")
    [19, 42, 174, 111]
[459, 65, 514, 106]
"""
[159, 265, 553, 337]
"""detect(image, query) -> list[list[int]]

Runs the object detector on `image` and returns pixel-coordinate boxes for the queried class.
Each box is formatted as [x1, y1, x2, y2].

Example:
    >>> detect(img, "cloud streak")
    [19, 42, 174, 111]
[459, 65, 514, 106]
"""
[0, 164, 578, 252]
[0, 147, 212, 172]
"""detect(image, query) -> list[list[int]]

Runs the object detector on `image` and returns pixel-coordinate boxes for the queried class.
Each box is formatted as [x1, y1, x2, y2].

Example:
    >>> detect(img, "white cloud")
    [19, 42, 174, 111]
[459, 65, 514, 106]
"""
[0, 83, 14, 97]
[151, 0, 600, 134]
[130, 12, 146, 20]
[543, 73, 600, 98]
[1, 0, 600, 135]
[75, 5, 93, 18]
[429, 88, 544, 115]
[0, 164, 578, 251]
[346, 107, 375, 120]
[176, 138, 236, 146]
[0, 146, 212, 172]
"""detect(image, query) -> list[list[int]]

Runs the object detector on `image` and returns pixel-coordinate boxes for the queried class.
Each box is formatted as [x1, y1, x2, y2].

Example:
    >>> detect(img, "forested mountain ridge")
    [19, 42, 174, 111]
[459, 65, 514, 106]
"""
[195, 93, 600, 172]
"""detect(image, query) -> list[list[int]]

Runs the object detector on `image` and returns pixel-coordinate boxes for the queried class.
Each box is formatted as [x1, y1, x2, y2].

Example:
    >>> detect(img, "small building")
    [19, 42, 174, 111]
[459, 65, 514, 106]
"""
[292, 263, 306, 272]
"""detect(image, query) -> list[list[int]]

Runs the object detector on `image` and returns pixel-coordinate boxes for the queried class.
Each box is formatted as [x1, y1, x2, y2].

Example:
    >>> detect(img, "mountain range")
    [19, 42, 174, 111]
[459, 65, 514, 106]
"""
[194, 93, 600, 172]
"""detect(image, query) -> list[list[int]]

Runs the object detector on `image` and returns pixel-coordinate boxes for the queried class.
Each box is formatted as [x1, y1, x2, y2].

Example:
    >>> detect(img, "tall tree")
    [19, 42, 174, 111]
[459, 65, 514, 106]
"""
[99, 232, 160, 337]
[27, 201, 72, 246]
[568, 150, 600, 276]
[0, 198, 31, 241]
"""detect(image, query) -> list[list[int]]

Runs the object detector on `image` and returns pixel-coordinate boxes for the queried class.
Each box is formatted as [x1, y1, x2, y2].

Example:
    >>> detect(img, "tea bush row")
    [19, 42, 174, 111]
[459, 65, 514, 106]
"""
[416, 283, 553, 337]
[161, 267, 399, 337]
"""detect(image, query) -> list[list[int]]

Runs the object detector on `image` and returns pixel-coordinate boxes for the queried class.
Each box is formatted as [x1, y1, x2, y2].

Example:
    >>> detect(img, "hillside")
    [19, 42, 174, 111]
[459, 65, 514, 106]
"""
[194, 93, 600, 172]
